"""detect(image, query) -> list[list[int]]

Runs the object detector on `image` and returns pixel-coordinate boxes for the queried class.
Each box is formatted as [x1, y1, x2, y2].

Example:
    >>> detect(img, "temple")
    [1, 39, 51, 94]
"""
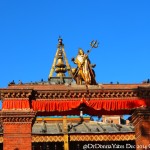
[0, 38, 150, 150]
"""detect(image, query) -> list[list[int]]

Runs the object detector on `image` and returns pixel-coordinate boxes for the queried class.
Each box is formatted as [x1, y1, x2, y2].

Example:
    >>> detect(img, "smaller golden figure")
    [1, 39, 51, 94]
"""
[72, 48, 97, 85]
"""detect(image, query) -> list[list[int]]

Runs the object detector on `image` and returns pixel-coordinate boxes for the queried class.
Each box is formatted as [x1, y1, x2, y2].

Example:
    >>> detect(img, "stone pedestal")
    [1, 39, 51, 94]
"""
[0, 110, 36, 150]
[131, 108, 150, 150]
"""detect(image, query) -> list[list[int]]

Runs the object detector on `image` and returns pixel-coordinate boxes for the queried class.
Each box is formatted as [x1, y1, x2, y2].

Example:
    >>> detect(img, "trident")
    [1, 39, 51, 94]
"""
[86, 40, 99, 55]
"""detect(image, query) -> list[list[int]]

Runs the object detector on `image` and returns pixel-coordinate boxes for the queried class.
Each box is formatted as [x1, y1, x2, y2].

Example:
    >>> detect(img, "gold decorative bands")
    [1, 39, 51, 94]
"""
[32, 135, 64, 142]
[70, 134, 135, 141]
[0, 134, 136, 143]
[32, 134, 135, 142]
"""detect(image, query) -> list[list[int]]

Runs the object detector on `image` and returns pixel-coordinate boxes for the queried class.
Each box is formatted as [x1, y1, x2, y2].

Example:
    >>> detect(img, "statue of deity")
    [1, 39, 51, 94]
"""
[72, 48, 97, 85]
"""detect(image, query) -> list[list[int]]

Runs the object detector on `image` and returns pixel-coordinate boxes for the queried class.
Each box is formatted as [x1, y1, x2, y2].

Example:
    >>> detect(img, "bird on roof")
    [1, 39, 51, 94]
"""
[41, 119, 47, 133]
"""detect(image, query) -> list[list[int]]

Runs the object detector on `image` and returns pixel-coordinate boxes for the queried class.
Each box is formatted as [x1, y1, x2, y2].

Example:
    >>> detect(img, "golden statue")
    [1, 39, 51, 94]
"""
[72, 48, 97, 85]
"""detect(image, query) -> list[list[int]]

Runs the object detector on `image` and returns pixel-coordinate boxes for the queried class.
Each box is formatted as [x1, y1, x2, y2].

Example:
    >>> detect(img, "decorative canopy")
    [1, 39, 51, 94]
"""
[1, 84, 150, 115]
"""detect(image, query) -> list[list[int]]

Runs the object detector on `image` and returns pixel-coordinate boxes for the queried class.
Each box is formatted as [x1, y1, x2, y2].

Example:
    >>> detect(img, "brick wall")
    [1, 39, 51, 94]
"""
[131, 108, 150, 150]
[3, 123, 32, 150]
[0, 111, 36, 150]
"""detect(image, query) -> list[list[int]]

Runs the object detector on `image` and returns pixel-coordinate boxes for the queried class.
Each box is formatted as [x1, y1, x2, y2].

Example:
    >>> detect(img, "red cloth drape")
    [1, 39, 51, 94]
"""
[2, 98, 30, 110]
[31, 98, 150, 112]
[2, 98, 150, 111]
[32, 100, 81, 111]
[87, 99, 149, 111]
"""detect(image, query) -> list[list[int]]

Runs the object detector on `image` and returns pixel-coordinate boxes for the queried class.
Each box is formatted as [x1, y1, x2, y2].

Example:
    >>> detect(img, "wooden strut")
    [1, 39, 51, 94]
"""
[49, 47, 59, 78]
[63, 116, 69, 150]
[61, 46, 73, 77]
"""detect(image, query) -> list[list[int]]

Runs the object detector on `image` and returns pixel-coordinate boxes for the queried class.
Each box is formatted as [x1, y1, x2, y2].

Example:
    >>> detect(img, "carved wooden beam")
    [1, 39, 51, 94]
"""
[33, 89, 149, 99]
[0, 111, 36, 123]
[0, 89, 33, 100]
[0, 86, 150, 100]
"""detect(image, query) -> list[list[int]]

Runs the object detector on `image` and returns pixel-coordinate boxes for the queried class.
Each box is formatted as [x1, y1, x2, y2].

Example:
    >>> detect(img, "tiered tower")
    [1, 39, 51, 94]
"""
[48, 37, 73, 84]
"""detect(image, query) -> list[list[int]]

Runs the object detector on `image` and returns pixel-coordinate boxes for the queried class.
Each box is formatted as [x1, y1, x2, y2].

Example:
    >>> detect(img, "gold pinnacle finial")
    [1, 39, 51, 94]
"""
[55, 48, 67, 77]
[58, 36, 63, 46]
[48, 37, 72, 81]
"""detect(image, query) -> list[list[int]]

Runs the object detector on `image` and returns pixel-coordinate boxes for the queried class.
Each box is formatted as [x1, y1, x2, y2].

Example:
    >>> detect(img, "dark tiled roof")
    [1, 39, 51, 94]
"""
[32, 121, 134, 135]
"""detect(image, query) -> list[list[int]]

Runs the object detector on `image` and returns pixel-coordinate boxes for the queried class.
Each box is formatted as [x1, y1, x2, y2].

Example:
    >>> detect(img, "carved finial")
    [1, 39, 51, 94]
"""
[58, 36, 63, 45]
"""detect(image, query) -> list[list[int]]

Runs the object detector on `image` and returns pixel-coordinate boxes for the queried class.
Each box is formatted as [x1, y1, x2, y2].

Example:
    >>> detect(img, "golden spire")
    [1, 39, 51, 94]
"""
[48, 37, 73, 83]
[55, 46, 67, 77]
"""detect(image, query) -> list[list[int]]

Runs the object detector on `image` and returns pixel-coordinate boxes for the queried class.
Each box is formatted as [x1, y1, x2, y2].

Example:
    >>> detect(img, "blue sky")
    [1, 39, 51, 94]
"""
[0, 0, 150, 88]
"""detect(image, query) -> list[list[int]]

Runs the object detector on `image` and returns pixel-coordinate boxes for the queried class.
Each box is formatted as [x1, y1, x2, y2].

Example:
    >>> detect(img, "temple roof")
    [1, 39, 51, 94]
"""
[32, 121, 134, 135]
[5, 82, 150, 90]
[1, 82, 150, 115]
[2, 83, 150, 100]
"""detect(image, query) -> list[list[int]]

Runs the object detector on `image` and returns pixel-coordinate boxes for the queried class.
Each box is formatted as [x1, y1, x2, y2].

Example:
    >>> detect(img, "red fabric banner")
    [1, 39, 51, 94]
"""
[87, 99, 149, 111]
[2, 99, 30, 110]
[31, 98, 150, 112]
[2, 98, 150, 112]
[32, 100, 81, 111]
